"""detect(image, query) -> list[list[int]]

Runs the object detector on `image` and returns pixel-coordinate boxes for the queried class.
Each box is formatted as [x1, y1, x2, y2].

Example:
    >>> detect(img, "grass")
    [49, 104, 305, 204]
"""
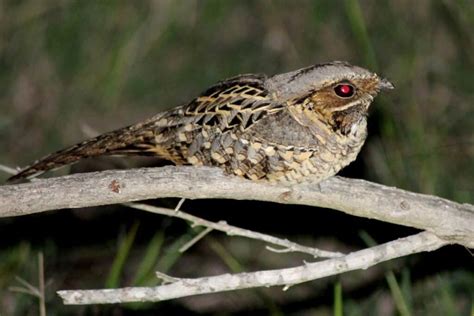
[360, 231, 412, 316]
[105, 221, 140, 288]
[334, 280, 343, 316]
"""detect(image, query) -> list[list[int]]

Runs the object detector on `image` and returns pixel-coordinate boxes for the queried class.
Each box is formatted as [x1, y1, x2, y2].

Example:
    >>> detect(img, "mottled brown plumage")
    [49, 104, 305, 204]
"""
[8, 61, 393, 183]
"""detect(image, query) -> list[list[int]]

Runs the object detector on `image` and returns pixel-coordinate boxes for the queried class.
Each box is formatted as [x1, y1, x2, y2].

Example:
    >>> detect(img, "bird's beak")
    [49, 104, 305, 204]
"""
[379, 77, 394, 90]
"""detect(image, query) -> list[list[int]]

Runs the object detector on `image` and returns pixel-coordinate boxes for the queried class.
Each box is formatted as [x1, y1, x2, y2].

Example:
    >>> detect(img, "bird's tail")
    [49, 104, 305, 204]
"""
[8, 121, 158, 182]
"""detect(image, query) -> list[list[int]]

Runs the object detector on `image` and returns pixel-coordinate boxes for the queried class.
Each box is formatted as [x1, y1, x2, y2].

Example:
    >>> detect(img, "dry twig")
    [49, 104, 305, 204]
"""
[57, 231, 447, 304]
[126, 203, 343, 258]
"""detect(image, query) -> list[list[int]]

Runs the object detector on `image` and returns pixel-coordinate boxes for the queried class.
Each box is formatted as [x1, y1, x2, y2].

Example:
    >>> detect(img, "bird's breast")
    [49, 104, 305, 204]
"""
[273, 123, 367, 183]
[164, 110, 368, 183]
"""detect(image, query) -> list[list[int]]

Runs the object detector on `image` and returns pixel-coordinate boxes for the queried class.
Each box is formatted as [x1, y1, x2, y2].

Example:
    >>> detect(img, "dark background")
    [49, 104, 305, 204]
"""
[1, 1, 473, 315]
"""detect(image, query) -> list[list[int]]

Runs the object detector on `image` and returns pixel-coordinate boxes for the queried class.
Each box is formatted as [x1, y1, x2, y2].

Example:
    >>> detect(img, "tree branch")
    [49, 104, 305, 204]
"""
[1, 166, 473, 247]
[126, 203, 344, 258]
[56, 231, 447, 304]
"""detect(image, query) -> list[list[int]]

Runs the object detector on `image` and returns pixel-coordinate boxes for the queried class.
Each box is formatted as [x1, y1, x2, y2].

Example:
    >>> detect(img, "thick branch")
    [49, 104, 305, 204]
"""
[57, 231, 447, 304]
[1, 166, 473, 247]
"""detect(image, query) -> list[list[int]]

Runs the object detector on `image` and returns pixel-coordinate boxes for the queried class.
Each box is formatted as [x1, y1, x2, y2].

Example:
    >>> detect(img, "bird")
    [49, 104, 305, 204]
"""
[8, 61, 393, 183]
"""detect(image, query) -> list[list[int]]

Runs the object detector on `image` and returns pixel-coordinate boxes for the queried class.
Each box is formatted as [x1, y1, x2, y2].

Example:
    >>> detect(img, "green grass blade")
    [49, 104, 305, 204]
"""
[359, 231, 412, 316]
[156, 227, 198, 273]
[208, 238, 243, 273]
[131, 230, 165, 286]
[385, 271, 411, 316]
[437, 275, 458, 316]
[344, 0, 377, 69]
[334, 280, 343, 316]
[105, 221, 140, 288]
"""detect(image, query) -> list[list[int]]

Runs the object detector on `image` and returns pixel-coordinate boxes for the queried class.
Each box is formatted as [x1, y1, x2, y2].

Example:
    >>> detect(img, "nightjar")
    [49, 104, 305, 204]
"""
[8, 61, 393, 183]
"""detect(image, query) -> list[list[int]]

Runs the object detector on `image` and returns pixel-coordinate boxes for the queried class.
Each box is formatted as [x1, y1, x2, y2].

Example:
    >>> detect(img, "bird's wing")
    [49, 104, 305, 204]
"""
[180, 73, 285, 132]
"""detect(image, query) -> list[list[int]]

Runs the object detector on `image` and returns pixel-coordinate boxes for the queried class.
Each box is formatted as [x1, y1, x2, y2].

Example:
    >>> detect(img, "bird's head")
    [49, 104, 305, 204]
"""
[266, 61, 394, 136]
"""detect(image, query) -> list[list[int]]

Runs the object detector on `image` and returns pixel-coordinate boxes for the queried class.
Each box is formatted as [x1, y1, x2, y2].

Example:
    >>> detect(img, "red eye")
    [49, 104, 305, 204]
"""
[334, 84, 355, 98]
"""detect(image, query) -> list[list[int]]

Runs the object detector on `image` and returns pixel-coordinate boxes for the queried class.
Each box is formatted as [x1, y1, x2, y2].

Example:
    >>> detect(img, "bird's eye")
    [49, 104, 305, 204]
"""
[334, 83, 355, 98]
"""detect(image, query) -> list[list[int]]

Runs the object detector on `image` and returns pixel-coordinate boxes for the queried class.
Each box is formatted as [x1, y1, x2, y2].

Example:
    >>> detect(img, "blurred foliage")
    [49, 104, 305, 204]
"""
[0, 0, 473, 315]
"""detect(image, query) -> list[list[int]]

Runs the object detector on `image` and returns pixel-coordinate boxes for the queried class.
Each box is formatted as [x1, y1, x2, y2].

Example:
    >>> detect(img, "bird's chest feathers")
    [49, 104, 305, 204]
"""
[286, 104, 367, 149]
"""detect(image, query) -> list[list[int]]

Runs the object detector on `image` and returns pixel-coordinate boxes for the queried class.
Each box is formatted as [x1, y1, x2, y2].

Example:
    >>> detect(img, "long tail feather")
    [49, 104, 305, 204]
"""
[8, 122, 157, 182]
